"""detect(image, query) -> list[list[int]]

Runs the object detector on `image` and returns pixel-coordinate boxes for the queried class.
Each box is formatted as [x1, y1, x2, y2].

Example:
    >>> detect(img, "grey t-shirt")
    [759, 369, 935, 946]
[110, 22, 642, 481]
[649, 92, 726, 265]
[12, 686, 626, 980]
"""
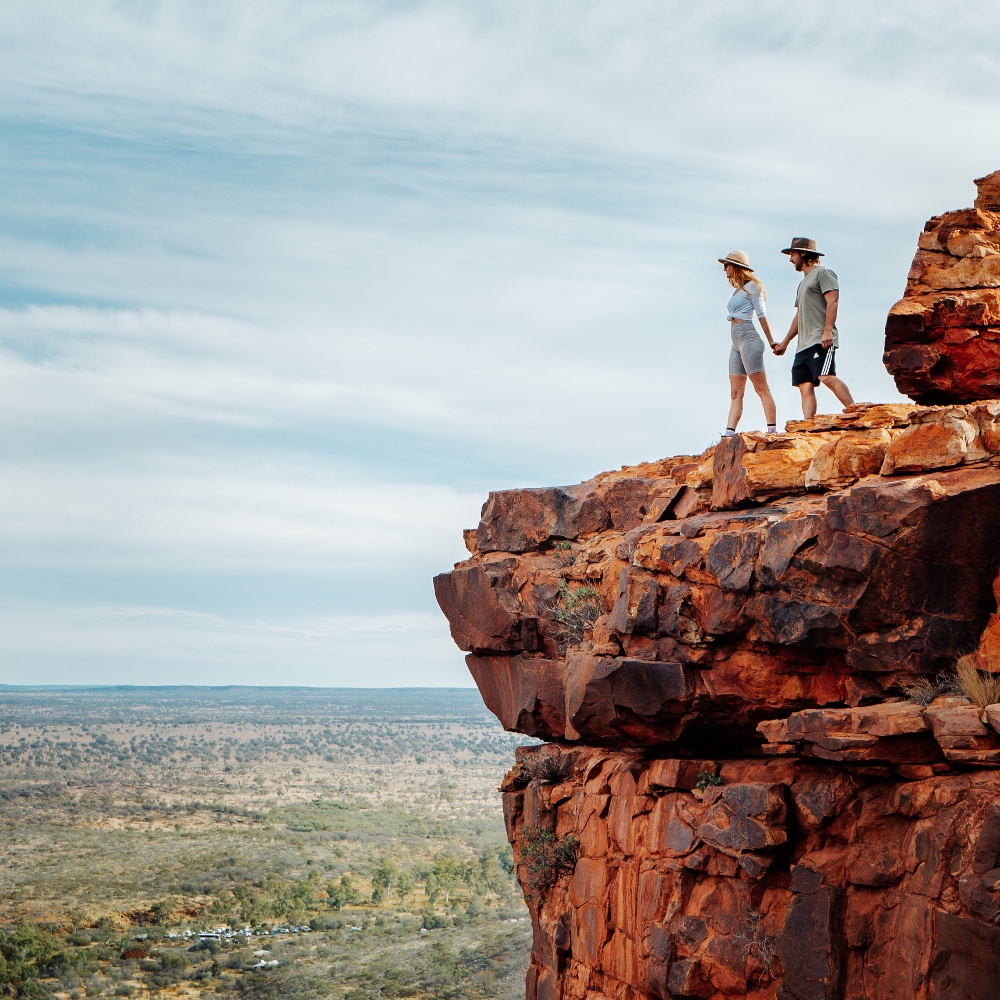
[794, 265, 839, 351]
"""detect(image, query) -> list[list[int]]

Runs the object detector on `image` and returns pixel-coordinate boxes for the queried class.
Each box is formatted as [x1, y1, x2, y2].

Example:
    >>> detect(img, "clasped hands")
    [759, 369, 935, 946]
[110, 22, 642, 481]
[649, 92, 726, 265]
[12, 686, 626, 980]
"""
[769, 333, 833, 356]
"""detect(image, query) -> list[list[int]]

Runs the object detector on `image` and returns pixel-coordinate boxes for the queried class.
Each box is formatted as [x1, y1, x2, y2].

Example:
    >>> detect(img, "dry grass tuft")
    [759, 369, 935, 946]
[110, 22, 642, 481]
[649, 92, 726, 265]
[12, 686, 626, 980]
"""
[954, 654, 1000, 708]
[902, 674, 957, 707]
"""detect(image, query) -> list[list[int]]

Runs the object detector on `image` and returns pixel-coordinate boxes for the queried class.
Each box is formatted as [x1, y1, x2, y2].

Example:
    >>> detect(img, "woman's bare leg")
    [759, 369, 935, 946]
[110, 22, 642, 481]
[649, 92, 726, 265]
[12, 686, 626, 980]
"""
[748, 370, 777, 426]
[727, 375, 747, 430]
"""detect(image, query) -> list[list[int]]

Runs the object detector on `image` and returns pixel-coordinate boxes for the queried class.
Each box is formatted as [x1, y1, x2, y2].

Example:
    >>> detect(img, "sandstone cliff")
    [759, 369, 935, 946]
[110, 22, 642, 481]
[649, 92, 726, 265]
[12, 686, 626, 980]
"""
[436, 173, 1000, 1000]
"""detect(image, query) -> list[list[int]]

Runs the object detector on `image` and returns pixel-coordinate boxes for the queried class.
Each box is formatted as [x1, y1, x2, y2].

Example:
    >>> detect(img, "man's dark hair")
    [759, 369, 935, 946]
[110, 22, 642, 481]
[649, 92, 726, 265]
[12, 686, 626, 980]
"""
[801, 251, 821, 264]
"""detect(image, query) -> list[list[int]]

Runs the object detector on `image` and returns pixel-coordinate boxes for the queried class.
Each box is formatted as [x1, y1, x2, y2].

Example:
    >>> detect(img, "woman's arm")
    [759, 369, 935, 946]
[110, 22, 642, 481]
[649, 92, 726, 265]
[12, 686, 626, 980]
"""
[759, 316, 776, 346]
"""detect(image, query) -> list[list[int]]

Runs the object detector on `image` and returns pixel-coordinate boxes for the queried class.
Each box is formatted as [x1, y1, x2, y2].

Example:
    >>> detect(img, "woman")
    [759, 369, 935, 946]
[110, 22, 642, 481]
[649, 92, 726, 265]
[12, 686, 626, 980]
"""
[719, 250, 777, 436]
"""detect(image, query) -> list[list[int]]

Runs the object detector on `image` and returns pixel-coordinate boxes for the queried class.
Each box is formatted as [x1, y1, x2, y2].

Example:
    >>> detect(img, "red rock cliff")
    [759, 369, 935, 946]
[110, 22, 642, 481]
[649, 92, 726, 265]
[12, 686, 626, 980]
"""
[436, 173, 1000, 1000]
[885, 170, 1000, 403]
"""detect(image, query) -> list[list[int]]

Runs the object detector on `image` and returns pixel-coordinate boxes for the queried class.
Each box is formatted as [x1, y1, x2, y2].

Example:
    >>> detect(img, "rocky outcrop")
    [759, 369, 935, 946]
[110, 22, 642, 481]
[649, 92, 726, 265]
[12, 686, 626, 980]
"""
[436, 174, 1000, 1000]
[435, 402, 1000, 749]
[885, 170, 1000, 403]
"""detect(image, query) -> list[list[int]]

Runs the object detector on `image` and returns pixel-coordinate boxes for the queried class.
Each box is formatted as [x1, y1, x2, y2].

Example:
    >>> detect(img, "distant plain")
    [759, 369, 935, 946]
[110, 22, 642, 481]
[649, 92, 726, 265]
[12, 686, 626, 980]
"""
[0, 687, 532, 1000]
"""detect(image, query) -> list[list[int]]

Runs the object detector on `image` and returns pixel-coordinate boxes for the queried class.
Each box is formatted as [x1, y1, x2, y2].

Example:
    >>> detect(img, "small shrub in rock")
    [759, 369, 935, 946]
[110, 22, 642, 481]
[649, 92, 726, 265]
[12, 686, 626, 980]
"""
[519, 828, 579, 889]
[739, 908, 776, 982]
[549, 581, 603, 651]
[696, 770, 722, 791]
[526, 754, 572, 785]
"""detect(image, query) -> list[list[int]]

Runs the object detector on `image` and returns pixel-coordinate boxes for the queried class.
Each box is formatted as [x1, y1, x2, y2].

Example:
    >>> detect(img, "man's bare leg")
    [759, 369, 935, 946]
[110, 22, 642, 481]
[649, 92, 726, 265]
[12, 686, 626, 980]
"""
[798, 382, 817, 419]
[819, 375, 856, 412]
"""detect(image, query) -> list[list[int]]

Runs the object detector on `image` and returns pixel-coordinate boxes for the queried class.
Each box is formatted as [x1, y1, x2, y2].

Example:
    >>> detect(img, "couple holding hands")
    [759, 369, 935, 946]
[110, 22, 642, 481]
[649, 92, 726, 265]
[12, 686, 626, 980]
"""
[720, 237, 855, 436]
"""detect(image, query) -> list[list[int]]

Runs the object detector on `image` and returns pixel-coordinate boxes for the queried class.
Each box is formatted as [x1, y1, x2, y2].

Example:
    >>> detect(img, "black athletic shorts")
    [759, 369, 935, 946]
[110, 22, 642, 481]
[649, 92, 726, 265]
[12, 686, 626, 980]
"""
[791, 345, 836, 386]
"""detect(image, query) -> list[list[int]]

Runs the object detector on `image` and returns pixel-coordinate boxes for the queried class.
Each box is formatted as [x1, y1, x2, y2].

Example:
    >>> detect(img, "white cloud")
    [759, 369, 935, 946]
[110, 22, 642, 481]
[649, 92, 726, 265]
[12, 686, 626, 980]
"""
[0, 2, 997, 682]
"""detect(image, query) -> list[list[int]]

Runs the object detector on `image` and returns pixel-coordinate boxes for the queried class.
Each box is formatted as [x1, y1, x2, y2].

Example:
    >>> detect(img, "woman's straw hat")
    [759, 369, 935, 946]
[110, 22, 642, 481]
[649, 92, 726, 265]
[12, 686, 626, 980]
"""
[718, 250, 753, 271]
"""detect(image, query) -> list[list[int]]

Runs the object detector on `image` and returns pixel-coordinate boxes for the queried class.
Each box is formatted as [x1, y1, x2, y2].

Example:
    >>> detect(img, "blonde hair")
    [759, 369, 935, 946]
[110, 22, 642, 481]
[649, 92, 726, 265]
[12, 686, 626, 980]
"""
[726, 266, 767, 300]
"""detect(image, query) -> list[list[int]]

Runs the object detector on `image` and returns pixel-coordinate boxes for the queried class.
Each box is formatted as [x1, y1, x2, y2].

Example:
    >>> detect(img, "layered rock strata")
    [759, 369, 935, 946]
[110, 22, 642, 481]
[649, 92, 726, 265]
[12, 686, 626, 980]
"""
[885, 170, 1000, 403]
[435, 402, 1000, 750]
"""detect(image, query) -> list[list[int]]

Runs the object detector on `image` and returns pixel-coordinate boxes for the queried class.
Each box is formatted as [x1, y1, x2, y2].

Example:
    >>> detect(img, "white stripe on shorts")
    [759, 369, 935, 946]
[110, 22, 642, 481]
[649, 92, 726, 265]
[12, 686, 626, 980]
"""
[820, 347, 835, 376]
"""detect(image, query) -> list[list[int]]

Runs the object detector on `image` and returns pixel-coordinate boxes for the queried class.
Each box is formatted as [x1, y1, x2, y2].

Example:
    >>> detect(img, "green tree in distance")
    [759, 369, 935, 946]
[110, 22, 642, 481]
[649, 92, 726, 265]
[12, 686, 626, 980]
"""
[371, 859, 398, 903]
[327, 874, 360, 911]
[430, 856, 463, 906]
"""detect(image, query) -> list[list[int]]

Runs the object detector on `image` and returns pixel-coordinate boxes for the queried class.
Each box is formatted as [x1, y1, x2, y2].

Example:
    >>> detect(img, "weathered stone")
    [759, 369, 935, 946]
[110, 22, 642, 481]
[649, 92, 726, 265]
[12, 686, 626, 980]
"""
[438, 457, 1000, 746]
[885, 170, 1000, 402]
[476, 483, 611, 553]
[711, 431, 836, 509]
[984, 704, 1000, 735]
[506, 750, 1000, 1000]
[466, 653, 565, 739]
[599, 477, 657, 531]
[804, 427, 895, 489]
[880, 406, 982, 474]
[786, 403, 914, 433]
[606, 567, 658, 636]
[563, 654, 695, 744]
[697, 782, 787, 854]
[640, 482, 685, 524]
[433, 562, 530, 652]
[929, 909, 1000, 999]
[639, 759, 716, 792]
[924, 698, 1000, 756]
[774, 887, 839, 1000]
[758, 702, 944, 764]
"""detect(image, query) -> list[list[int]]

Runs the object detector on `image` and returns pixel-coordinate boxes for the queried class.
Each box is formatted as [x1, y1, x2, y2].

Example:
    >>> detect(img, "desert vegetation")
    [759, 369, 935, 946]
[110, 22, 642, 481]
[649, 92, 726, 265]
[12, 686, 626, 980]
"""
[0, 688, 533, 1000]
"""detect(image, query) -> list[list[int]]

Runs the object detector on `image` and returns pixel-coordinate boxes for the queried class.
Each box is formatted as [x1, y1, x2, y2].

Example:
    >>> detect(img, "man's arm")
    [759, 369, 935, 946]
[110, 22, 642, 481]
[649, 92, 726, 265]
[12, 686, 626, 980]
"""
[822, 290, 839, 349]
[772, 312, 798, 356]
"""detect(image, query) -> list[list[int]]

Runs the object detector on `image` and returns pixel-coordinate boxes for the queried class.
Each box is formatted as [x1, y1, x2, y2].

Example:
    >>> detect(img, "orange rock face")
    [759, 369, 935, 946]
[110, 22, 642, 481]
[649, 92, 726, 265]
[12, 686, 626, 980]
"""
[505, 745, 1000, 1000]
[885, 169, 1000, 403]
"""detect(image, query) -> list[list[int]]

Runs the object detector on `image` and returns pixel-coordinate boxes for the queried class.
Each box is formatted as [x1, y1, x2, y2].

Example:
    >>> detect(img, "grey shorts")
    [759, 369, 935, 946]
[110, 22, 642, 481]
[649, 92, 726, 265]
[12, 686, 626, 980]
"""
[729, 320, 765, 376]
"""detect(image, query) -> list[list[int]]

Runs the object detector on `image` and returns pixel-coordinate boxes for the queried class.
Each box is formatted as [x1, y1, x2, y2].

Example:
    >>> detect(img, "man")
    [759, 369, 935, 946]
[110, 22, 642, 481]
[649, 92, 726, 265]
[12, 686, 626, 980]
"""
[772, 237, 855, 418]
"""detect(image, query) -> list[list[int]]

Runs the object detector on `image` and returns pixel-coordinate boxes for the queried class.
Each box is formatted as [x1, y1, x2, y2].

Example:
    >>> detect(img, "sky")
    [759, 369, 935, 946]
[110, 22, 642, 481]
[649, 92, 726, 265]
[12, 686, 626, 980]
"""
[1, 1, 999, 686]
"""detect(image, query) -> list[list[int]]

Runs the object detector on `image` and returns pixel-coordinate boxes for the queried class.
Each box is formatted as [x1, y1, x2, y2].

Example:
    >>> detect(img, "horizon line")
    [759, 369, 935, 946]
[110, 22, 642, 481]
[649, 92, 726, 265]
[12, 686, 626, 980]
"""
[0, 684, 480, 692]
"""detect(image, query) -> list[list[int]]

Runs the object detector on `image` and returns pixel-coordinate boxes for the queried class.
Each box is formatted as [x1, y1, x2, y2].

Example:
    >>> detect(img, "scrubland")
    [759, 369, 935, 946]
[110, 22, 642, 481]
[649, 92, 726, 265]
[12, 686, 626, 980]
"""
[0, 687, 532, 1000]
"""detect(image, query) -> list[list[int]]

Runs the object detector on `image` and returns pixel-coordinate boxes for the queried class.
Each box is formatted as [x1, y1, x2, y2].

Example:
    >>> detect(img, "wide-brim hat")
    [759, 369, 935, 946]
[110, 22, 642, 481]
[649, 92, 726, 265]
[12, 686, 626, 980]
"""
[718, 250, 753, 271]
[781, 237, 824, 256]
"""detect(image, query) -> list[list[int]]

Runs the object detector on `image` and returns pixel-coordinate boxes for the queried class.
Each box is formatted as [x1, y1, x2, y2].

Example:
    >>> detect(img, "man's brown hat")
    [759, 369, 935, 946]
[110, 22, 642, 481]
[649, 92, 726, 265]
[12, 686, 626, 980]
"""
[781, 237, 824, 256]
